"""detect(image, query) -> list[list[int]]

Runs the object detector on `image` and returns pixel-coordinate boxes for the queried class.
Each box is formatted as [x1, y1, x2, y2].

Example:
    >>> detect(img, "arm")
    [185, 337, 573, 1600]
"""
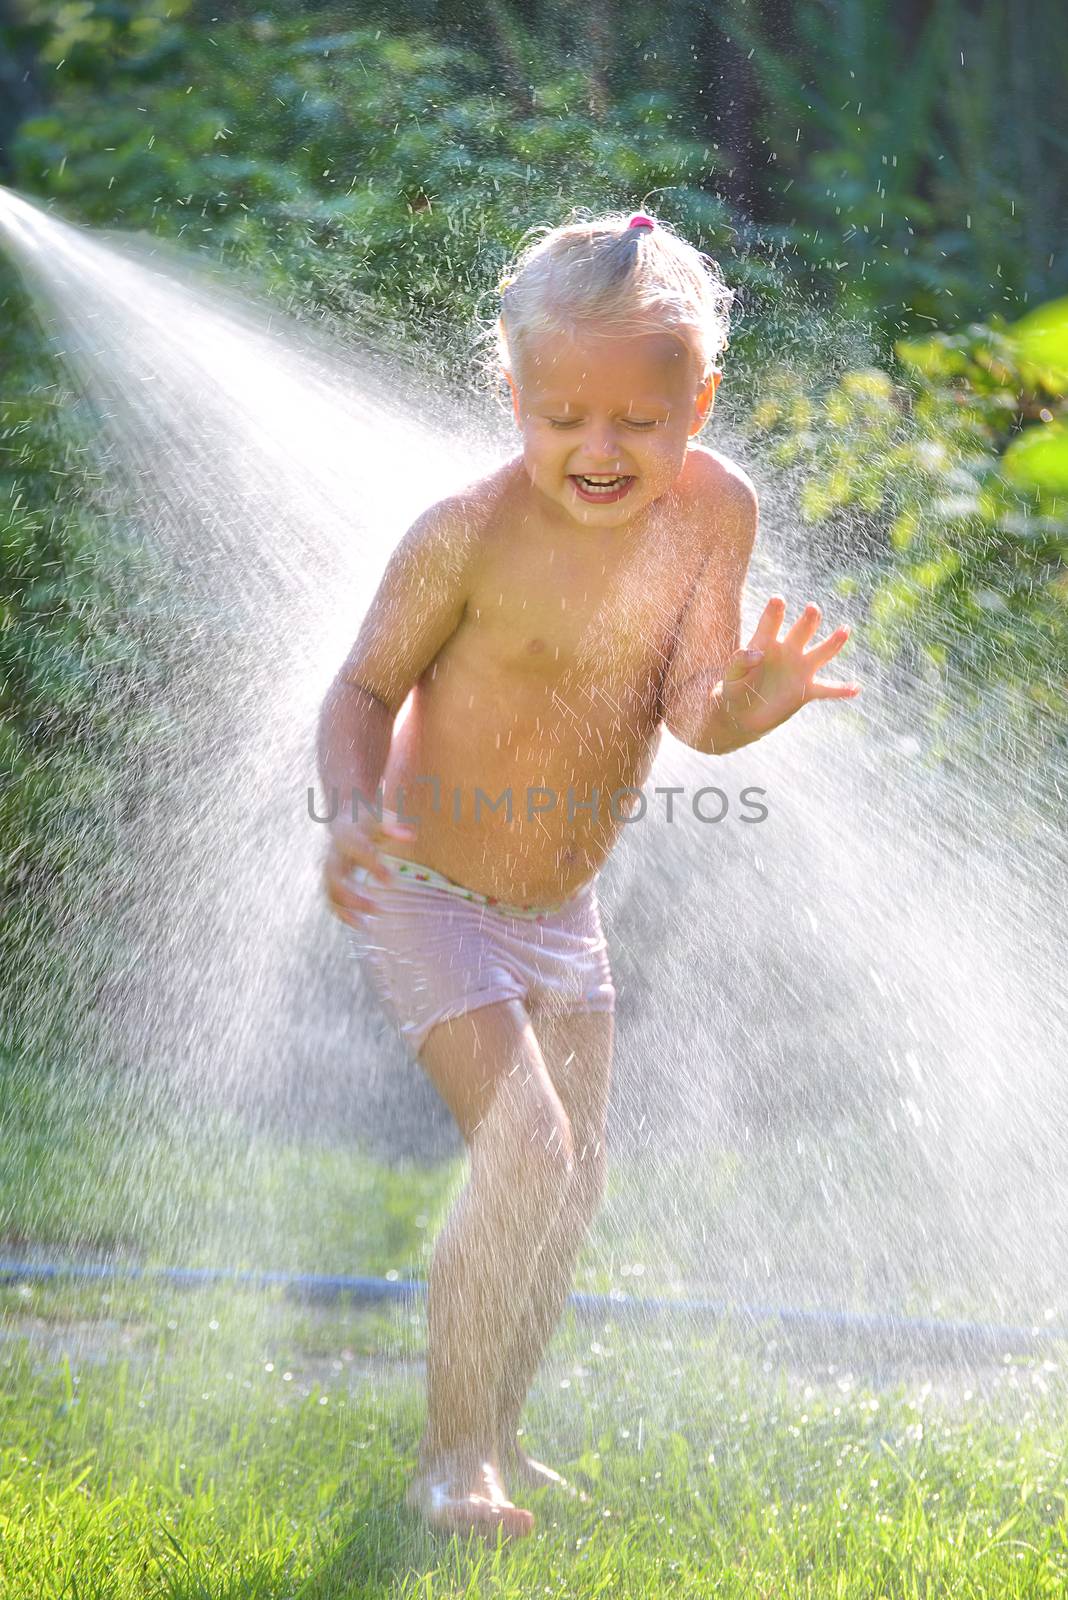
[317, 496, 475, 804]
[317, 499, 475, 917]
[660, 467, 861, 754]
[660, 466, 761, 755]
[317, 685, 395, 816]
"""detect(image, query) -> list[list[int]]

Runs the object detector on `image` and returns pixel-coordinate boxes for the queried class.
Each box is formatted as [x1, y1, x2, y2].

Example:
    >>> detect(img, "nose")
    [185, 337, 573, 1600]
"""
[576, 418, 624, 468]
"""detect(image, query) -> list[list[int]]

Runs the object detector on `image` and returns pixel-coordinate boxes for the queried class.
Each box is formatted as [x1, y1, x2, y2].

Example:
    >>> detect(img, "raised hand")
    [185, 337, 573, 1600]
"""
[717, 596, 860, 740]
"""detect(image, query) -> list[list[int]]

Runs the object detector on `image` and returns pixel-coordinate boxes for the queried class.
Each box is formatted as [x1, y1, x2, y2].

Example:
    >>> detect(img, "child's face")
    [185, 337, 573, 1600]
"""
[506, 325, 719, 529]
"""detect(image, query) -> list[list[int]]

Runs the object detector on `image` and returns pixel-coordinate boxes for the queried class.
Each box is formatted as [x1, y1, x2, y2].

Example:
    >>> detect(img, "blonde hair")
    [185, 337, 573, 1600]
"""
[495, 210, 734, 383]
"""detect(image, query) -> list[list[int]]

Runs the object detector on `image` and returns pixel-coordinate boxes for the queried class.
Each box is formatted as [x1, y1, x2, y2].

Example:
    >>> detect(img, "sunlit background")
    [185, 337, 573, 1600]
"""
[1, 2, 1067, 1592]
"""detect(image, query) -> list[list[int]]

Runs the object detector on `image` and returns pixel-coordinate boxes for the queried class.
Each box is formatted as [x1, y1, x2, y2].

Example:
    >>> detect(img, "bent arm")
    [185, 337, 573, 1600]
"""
[667, 679, 761, 757]
[317, 681, 395, 810]
[660, 470, 760, 755]
[316, 499, 475, 808]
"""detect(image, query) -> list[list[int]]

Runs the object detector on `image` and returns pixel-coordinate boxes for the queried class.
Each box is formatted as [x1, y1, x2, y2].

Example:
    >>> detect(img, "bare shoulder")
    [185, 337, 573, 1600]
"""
[679, 446, 759, 565]
[334, 465, 517, 710]
[394, 459, 519, 579]
[684, 446, 759, 517]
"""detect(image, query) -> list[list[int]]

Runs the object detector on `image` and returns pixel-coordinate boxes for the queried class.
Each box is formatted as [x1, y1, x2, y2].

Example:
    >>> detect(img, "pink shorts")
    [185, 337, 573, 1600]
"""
[346, 854, 616, 1057]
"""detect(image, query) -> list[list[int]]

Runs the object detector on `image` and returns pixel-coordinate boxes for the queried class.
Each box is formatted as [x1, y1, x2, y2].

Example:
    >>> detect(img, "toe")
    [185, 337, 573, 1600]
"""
[407, 1471, 535, 1542]
[442, 1500, 534, 1542]
[496, 1503, 535, 1540]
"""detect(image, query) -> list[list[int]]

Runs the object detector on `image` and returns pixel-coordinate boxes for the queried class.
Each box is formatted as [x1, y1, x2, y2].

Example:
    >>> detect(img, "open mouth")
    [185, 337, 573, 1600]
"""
[570, 474, 636, 504]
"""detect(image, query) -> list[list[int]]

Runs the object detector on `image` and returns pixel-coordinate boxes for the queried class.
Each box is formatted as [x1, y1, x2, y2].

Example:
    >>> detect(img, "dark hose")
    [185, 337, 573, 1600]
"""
[2, 1258, 1065, 1361]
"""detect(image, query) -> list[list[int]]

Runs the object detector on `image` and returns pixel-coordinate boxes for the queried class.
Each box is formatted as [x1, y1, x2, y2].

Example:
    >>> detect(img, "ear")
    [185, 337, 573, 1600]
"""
[688, 369, 721, 437]
[503, 370, 521, 426]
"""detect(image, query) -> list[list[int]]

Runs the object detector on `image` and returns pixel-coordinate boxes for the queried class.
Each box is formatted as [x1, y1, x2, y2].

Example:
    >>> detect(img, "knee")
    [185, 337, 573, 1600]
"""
[511, 1104, 576, 1217]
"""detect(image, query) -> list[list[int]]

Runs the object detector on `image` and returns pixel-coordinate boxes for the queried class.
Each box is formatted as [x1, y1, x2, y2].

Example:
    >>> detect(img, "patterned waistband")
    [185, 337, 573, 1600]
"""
[377, 854, 591, 921]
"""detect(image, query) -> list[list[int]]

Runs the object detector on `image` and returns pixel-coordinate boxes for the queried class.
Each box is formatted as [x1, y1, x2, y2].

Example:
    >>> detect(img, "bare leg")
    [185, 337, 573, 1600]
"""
[409, 998, 576, 1539]
[491, 1007, 613, 1491]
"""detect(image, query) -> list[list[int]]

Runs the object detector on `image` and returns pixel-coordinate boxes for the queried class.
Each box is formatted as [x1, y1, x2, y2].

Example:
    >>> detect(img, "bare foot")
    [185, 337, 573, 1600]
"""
[406, 1457, 534, 1541]
[495, 1438, 584, 1499]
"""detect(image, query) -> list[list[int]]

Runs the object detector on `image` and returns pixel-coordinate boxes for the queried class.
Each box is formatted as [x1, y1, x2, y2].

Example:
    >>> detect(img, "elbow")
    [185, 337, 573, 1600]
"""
[322, 675, 392, 722]
[316, 677, 347, 751]
[316, 677, 392, 764]
[660, 687, 701, 751]
[661, 712, 705, 754]
[672, 731, 715, 757]
[661, 708, 726, 757]
[659, 671, 714, 754]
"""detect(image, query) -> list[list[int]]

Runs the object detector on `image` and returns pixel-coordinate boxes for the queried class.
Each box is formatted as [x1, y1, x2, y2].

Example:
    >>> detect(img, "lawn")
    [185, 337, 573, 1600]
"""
[2, 1058, 1067, 1596]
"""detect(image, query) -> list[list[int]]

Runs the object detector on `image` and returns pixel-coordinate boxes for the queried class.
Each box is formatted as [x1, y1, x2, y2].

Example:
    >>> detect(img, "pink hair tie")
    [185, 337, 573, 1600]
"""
[627, 213, 655, 231]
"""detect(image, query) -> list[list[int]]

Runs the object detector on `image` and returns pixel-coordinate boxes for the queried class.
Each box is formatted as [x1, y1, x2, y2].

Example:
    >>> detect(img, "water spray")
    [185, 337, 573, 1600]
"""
[2, 187, 1067, 1368]
[2, 1258, 1065, 1366]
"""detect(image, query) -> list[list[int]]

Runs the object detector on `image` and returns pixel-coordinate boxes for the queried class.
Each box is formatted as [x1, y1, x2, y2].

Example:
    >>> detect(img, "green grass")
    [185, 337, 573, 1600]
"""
[3, 1056, 1068, 1594]
[0, 1053, 1045, 1326]
[0, 1057, 459, 1285]
[2, 1282, 1068, 1597]
[0, 1053, 750, 1313]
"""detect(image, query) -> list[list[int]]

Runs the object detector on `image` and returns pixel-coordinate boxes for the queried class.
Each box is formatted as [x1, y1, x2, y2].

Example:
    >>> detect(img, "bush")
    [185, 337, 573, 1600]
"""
[742, 300, 1068, 758]
[0, 266, 187, 1048]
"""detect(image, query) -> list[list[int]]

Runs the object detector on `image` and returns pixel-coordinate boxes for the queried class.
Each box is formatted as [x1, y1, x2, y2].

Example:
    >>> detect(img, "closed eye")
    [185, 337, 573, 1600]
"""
[545, 417, 660, 429]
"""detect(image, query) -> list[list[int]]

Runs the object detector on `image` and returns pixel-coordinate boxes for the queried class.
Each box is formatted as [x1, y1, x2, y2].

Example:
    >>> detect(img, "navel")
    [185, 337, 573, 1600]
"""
[527, 637, 546, 654]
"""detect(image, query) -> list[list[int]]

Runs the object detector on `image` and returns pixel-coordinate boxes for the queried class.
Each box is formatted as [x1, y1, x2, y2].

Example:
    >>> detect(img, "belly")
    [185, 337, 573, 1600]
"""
[379, 679, 661, 901]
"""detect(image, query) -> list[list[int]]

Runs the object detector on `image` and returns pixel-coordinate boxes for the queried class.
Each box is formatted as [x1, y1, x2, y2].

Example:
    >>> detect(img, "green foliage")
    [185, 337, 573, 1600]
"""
[743, 299, 1068, 749]
[1003, 423, 1068, 496]
[13, 0, 190, 70]
[1009, 297, 1068, 396]
[721, 0, 1068, 338]
[0, 14, 749, 1040]
[0, 267, 178, 1047]
[6, 16, 745, 362]
[1, 0, 1067, 1044]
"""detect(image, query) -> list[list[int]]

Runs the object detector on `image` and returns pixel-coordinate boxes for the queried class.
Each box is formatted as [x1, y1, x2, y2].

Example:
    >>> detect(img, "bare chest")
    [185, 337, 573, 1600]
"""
[453, 531, 705, 703]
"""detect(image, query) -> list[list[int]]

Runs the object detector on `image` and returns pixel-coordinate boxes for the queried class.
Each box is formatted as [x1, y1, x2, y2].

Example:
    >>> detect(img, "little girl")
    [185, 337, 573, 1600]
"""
[317, 211, 859, 1539]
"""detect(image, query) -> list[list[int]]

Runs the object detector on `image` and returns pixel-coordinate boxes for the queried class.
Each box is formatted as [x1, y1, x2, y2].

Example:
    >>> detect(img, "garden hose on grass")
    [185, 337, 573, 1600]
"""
[2, 1257, 1065, 1363]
